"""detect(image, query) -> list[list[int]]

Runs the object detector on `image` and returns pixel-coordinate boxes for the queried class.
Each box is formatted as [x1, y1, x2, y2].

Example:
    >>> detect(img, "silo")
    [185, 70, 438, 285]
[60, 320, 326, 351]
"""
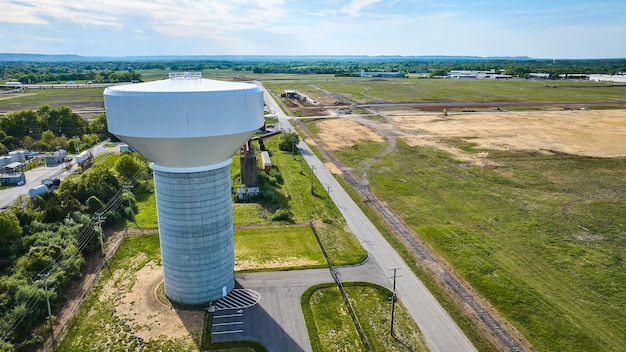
[104, 73, 263, 304]
[9, 150, 27, 163]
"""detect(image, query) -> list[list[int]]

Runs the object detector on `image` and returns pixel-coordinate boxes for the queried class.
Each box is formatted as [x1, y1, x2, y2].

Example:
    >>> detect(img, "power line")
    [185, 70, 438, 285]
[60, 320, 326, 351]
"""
[0, 167, 147, 341]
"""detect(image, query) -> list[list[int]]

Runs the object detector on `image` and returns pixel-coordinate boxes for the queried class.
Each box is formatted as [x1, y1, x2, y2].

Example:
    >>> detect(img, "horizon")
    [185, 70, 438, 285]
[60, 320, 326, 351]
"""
[1, 1, 625, 60]
[2, 53, 626, 62]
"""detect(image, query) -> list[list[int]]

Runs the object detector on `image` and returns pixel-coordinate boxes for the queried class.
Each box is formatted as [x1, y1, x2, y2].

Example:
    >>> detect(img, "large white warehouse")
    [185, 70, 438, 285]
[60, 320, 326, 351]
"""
[104, 72, 264, 304]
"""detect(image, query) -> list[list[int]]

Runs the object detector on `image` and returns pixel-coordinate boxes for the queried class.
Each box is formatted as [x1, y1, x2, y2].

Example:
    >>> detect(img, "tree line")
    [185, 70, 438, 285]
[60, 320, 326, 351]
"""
[2, 58, 625, 84]
[0, 151, 147, 351]
[0, 106, 109, 155]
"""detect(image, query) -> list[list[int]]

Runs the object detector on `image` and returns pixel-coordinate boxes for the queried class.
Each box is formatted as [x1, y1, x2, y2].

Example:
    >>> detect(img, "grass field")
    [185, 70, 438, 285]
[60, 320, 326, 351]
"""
[4, 75, 623, 115]
[23, 72, 625, 350]
[57, 234, 268, 352]
[0, 87, 105, 112]
[301, 282, 429, 352]
[56, 235, 190, 351]
[329, 136, 626, 352]
[234, 226, 326, 271]
[264, 77, 626, 105]
[56, 227, 351, 350]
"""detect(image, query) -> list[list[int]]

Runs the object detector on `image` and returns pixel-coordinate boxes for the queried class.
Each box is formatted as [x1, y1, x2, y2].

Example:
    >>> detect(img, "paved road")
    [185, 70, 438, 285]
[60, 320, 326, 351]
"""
[262, 88, 477, 352]
[0, 141, 118, 209]
[213, 258, 390, 351]
[0, 163, 68, 209]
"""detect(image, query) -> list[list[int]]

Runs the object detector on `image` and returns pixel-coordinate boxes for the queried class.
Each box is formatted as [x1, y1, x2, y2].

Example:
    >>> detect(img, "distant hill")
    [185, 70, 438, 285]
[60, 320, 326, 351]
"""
[0, 53, 91, 62]
[0, 53, 536, 62]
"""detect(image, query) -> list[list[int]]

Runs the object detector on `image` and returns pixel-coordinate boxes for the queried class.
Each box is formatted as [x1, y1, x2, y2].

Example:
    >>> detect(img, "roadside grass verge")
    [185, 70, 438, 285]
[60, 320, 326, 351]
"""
[345, 282, 429, 352]
[333, 136, 626, 352]
[234, 225, 326, 271]
[301, 283, 364, 352]
[301, 282, 429, 352]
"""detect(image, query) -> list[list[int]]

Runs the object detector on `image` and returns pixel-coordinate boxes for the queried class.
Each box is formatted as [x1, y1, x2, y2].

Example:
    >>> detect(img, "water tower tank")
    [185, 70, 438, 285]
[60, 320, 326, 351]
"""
[104, 72, 263, 304]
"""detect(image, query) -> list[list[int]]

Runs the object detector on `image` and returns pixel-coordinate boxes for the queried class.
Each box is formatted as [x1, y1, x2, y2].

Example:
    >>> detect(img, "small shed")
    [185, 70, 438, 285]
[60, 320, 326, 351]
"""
[261, 151, 272, 172]
[236, 187, 260, 200]
[0, 173, 25, 185]
[2, 162, 23, 173]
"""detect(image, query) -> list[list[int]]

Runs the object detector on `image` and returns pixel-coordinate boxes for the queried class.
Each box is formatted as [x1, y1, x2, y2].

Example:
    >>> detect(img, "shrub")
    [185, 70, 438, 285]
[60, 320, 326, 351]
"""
[278, 132, 300, 152]
[271, 208, 293, 222]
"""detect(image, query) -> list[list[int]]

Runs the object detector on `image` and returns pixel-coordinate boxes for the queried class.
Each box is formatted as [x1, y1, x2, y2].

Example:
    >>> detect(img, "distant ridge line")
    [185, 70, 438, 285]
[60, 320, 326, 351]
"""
[0, 53, 542, 62]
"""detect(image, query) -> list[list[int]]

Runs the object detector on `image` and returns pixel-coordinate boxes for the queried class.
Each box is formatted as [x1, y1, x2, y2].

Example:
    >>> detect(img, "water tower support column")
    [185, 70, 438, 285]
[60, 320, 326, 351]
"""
[153, 161, 234, 304]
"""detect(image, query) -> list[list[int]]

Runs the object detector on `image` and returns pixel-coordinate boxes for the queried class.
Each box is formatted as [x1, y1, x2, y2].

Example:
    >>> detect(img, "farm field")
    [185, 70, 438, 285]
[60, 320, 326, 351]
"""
[0, 87, 105, 115]
[3, 74, 625, 118]
[305, 107, 626, 352]
[264, 77, 626, 107]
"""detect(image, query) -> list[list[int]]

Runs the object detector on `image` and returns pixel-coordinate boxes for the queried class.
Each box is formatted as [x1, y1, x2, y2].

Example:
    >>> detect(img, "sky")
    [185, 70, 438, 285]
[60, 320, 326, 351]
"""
[1, 0, 625, 59]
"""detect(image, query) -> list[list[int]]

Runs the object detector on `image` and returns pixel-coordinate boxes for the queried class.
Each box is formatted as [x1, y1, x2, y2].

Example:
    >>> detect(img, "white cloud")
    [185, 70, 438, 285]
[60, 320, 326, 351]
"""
[1, 1, 50, 25]
[0, 0, 624, 58]
[340, 0, 384, 17]
[0, 0, 288, 36]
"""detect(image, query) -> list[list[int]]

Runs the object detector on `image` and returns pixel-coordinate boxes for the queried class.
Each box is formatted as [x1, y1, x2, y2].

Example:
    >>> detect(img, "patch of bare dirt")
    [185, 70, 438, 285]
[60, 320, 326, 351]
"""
[315, 110, 626, 167]
[236, 257, 321, 271]
[393, 109, 626, 157]
[324, 162, 343, 175]
[316, 118, 385, 151]
[104, 260, 204, 340]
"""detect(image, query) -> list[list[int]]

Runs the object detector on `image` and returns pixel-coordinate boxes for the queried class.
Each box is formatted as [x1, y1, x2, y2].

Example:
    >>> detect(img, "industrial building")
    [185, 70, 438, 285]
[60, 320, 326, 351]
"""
[448, 70, 512, 79]
[104, 72, 264, 304]
[354, 69, 405, 77]
[0, 149, 30, 184]
[44, 149, 68, 166]
[0, 173, 25, 186]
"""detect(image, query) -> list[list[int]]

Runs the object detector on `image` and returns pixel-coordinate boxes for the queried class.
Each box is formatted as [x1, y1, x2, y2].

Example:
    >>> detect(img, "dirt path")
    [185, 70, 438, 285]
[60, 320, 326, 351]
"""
[41, 228, 148, 351]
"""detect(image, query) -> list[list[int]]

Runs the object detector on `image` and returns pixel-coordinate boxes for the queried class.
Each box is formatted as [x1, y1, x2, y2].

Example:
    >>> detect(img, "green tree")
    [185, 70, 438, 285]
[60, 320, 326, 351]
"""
[40, 130, 55, 145]
[85, 195, 104, 214]
[114, 153, 142, 182]
[0, 212, 22, 259]
[88, 113, 108, 139]
[83, 164, 121, 201]
[279, 132, 300, 153]
[67, 139, 77, 153]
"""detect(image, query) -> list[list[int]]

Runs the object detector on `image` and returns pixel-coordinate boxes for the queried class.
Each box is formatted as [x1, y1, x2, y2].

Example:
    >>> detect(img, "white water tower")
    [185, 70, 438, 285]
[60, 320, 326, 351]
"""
[104, 73, 263, 304]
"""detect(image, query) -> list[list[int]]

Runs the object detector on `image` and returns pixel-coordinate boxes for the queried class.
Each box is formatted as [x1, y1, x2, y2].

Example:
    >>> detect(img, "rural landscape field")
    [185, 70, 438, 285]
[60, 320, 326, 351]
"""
[1, 65, 625, 352]
[264, 76, 626, 351]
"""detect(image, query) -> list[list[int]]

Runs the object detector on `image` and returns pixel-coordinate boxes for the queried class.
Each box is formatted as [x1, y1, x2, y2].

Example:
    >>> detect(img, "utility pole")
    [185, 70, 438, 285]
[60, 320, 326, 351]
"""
[123, 182, 133, 209]
[326, 185, 331, 207]
[93, 212, 106, 256]
[389, 268, 401, 336]
[310, 165, 316, 194]
[38, 272, 55, 347]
